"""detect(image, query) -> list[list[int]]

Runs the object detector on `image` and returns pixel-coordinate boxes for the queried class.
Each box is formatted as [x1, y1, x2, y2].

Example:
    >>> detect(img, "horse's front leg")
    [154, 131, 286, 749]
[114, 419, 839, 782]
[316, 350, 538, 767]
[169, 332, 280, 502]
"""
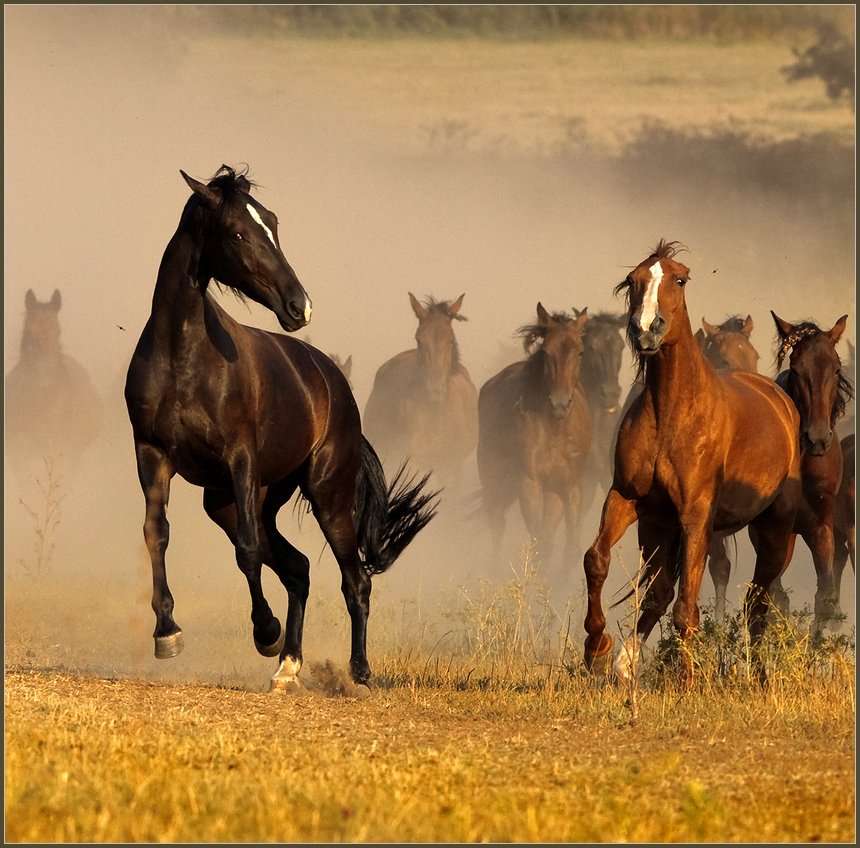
[229, 449, 283, 657]
[672, 501, 717, 688]
[135, 443, 182, 658]
[799, 499, 839, 631]
[583, 488, 638, 674]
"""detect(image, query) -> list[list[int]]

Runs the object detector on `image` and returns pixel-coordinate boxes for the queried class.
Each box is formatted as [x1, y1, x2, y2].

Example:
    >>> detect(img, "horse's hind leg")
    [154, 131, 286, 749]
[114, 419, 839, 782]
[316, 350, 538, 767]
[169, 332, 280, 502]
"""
[203, 485, 284, 659]
[135, 444, 183, 658]
[707, 535, 731, 623]
[260, 484, 312, 692]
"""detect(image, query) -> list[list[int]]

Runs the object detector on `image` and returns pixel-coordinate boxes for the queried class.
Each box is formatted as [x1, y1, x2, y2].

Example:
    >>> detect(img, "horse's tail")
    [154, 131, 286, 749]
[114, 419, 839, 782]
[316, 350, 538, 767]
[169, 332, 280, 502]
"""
[355, 437, 440, 574]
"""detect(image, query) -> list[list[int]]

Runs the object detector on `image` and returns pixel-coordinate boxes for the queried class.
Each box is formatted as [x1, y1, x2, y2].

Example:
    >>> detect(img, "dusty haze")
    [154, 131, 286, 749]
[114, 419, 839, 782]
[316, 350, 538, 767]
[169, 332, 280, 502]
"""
[4, 7, 855, 691]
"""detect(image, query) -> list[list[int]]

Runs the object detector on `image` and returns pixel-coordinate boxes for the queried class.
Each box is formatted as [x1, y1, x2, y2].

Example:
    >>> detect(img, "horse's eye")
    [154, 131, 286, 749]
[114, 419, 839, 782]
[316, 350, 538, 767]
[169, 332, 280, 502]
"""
[676, 278, 686, 286]
[233, 232, 244, 241]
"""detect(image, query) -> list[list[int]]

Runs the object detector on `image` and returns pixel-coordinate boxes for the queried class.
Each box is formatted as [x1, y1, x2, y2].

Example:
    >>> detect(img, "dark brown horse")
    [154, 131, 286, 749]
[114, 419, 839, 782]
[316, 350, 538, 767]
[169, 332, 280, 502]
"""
[363, 293, 479, 488]
[583, 240, 801, 686]
[477, 304, 592, 572]
[125, 166, 437, 691]
[578, 310, 628, 513]
[772, 312, 852, 630]
[833, 433, 855, 602]
[6, 289, 103, 488]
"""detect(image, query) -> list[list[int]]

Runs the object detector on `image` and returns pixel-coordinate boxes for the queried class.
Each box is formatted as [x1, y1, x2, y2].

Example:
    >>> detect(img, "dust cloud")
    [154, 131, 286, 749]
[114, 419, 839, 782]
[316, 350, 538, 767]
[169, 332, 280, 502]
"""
[5, 8, 855, 691]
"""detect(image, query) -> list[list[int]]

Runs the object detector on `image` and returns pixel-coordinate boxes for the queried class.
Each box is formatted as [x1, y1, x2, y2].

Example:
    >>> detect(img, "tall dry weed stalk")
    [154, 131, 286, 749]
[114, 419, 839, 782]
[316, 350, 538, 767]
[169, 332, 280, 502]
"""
[17, 453, 66, 581]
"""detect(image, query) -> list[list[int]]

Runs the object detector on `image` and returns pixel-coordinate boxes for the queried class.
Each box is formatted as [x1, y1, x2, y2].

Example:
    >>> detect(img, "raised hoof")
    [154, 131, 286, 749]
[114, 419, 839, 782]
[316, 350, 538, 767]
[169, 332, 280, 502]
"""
[254, 622, 285, 658]
[154, 631, 184, 659]
[584, 634, 614, 677]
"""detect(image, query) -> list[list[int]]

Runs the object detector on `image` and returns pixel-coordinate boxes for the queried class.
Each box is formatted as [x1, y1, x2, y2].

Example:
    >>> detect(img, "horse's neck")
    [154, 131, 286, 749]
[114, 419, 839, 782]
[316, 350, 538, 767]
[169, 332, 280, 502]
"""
[148, 230, 213, 346]
[642, 331, 713, 416]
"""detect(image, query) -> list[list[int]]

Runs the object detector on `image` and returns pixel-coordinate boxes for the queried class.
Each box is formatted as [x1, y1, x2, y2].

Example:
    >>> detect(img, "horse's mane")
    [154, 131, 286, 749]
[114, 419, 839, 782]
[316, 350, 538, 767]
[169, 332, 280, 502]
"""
[207, 163, 258, 195]
[583, 311, 626, 335]
[424, 297, 468, 323]
[775, 320, 855, 421]
[517, 310, 578, 355]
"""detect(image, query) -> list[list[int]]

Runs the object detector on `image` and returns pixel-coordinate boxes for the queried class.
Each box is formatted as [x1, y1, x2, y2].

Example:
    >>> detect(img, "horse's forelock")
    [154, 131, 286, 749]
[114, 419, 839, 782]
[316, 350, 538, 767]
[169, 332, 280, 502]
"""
[650, 239, 687, 261]
[208, 164, 257, 197]
[426, 297, 467, 322]
[775, 322, 822, 370]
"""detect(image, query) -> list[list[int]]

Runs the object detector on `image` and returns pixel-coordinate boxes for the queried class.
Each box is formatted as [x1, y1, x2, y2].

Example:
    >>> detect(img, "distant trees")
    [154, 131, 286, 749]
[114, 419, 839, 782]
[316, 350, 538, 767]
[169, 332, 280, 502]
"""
[782, 21, 855, 105]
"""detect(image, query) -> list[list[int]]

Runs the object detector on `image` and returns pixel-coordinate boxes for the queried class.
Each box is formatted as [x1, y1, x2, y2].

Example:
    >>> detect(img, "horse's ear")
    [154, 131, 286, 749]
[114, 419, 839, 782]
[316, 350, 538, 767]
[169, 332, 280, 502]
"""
[51, 290, 62, 310]
[449, 293, 466, 316]
[180, 170, 222, 208]
[770, 310, 793, 339]
[235, 174, 252, 193]
[342, 355, 353, 378]
[702, 318, 718, 337]
[572, 306, 588, 320]
[25, 289, 37, 310]
[409, 292, 428, 320]
[574, 309, 589, 328]
[742, 315, 754, 336]
[827, 315, 849, 345]
[848, 339, 855, 358]
[694, 327, 706, 347]
[536, 302, 550, 325]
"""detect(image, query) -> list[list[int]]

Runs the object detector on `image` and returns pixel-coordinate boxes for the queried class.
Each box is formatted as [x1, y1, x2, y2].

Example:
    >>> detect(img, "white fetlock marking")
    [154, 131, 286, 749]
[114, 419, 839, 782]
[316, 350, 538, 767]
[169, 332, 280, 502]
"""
[270, 656, 302, 690]
[613, 635, 640, 684]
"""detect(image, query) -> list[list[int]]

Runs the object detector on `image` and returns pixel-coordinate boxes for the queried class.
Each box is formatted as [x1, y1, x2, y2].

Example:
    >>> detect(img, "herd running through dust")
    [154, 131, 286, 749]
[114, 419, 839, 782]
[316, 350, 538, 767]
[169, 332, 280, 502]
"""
[5, 166, 856, 692]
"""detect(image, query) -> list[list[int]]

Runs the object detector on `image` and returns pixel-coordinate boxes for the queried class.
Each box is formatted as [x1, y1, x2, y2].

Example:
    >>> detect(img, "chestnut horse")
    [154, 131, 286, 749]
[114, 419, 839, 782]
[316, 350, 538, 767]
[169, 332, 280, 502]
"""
[125, 166, 437, 691]
[6, 289, 103, 489]
[477, 304, 591, 573]
[582, 240, 801, 685]
[363, 293, 479, 489]
[772, 312, 852, 630]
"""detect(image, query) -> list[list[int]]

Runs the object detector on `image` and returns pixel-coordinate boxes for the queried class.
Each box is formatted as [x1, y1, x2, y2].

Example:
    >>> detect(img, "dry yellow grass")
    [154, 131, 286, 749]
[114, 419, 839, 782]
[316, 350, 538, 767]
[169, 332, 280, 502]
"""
[4, 664, 854, 843]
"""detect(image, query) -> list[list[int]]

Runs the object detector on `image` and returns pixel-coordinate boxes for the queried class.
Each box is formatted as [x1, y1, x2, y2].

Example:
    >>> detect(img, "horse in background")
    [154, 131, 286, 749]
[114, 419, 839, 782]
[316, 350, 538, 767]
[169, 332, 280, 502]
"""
[5, 289, 103, 491]
[363, 293, 479, 490]
[125, 166, 437, 692]
[692, 314, 775, 621]
[833, 433, 855, 602]
[772, 312, 852, 631]
[477, 304, 591, 576]
[577, 310, 627, 515]
[329, 353, 353, 387]
[837, 338, 855, 436]
[583, 240, 801, 687]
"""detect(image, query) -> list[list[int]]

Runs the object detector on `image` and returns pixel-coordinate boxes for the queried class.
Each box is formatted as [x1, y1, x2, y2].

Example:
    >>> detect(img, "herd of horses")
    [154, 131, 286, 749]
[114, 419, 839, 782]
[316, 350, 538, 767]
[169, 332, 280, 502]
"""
[5, 166, 855, 691]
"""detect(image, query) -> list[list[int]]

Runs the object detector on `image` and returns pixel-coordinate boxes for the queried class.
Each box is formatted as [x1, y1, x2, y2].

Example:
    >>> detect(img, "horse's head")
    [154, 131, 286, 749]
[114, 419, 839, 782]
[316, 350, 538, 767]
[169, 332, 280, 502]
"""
[180, 166, 312, 332]
[700, 314, 760, 373]
[21, 289, 63, 358]
[579, 310, 627, 413]
[615, 239, 690, 357]
[520, 303, 588, 419]
[772, 311, 851, 455]
[409, 292, 466, 403]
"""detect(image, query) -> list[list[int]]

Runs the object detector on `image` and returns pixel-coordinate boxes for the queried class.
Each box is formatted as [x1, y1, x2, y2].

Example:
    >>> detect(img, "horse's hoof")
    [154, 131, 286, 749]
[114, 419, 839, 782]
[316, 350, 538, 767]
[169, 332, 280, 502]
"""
[154, 631, 184, 659]
[254, 622, 285, 658]
[270, 656, 302, 693]
[351, 682, 372, 700]
[584, 634, 614, 676]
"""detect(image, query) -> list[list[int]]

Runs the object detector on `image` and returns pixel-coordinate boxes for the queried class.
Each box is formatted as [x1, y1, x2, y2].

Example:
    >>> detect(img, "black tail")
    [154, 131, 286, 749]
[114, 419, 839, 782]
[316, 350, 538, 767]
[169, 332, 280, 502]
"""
[355, 437, 440, 575]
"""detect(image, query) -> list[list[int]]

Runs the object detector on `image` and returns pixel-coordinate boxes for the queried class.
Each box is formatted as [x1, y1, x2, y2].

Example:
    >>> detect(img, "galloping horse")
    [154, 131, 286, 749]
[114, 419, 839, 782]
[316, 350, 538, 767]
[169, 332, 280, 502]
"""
[578, 311, 627, 514]
[477, 304, 592, 573]
[695, 314, 760, 373]
[582, 240, 801, 685]
[694, 314, 773, 621]
[772, 312, 852, 630]
[6, 289, 103, 489]
[125, 166, 437, 691]
[363, 293, 479, 488]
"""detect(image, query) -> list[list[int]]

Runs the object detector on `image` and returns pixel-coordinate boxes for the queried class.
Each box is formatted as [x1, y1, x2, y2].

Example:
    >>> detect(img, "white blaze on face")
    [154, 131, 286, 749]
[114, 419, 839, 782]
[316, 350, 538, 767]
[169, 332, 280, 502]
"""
[636, 260, 664, 332]
[246, 203, 277, 248]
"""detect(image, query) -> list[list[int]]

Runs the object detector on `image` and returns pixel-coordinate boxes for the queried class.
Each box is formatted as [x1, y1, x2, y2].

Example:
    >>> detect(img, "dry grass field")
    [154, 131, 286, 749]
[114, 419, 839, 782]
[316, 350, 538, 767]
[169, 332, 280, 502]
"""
[5, 9, 856, 844]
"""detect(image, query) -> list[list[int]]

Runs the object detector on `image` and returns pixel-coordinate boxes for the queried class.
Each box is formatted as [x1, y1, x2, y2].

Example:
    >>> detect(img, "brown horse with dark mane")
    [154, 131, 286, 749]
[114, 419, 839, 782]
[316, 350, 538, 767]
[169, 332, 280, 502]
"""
[363, 293, 478, 488]
[6, 289, 103, 489]
[772, 312, 852, 630]
[582, 240, 801, 685]
[477, 304, 591, 572]
[125, 166, 437, 692]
